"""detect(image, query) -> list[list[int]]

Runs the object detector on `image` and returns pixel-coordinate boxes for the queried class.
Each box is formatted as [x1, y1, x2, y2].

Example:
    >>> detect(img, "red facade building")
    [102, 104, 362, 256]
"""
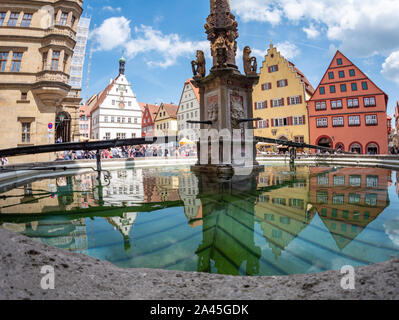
[140, 103, 160, 137]
[308, 51, 389, 154]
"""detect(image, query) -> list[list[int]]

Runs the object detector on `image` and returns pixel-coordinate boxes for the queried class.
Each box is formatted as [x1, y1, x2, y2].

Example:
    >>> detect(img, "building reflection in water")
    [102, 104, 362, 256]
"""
[255, 166, 314, 260]
[309, 167, 390, 250]
[0, 165, 396, 275]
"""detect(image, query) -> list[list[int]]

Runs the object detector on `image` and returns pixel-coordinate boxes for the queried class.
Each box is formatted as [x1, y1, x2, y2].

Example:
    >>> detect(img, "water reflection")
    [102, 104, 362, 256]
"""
[0, 165, 398, 276]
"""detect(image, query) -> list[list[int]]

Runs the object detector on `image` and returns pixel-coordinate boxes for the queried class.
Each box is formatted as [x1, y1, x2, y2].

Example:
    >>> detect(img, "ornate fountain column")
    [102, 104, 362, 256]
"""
[191, 0, 262, 179]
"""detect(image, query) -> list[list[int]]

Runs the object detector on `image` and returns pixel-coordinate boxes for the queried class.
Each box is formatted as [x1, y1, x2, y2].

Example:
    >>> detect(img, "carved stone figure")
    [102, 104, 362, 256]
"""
[243, 46, 257, 75]
[207, 100, 218, 123]
[191, 50, 206, 78]
[231, 95, 245, 130]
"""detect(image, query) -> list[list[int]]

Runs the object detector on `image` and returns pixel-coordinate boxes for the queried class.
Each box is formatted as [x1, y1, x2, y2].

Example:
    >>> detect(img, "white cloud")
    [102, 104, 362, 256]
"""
[92, 17, 209, 69]
[102, 6, 122, 13]
[230, 0, 399, 58]
[251, 41, 300, 61]
[92, 17, 131, 51]
[302, 23, 320, 39]
[231, 0, 283, 26]
[276, 41, 300, 59]
[381, 51, 399, 84]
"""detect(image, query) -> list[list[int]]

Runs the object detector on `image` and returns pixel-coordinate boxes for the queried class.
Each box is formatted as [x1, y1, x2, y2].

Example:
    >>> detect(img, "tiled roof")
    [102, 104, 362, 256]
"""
[89, 80, 115, 115]
[140, 103, 160, 122]
[288, 61, 315, 95]
[161, 103, 179, 118]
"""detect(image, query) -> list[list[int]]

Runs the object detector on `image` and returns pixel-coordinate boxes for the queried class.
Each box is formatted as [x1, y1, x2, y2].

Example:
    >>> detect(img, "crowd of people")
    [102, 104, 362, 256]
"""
[55, 144, 197, 161]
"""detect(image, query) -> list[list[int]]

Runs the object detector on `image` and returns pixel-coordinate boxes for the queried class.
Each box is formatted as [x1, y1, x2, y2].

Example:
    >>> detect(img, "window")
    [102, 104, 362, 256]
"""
[71, 15, 76, 27]
[105, 133, 110, 140]
[362, 81, 368, 90]
[317, 118, 328, 127]
[349, 69, 355, 77]
[350, 175, 361, 187]
[272, 99, 284, 107]
[349, 193, 361, 204]
[365, 194, 377, 206]
[332, 117, 344, 127]
[365, 115, 378, 125]
[333, 194, 344, 205]
[117, 117, 121, 123]
[269, 65, 278, 73]
[316, 101, 327, 110]
[348, 116, 360, 126]
[0, 52, 8, 72]
[330, 85, 336, 93]
[318, 175, 329, 185]
[339, 71, 345, 78]
[334, 176, 345, 186]
[331, 100, 342, 109]
[294, 136, 304, 143]
[112, 100, 115, 105]
[0, 12, 6, 26]
[348, 98, 359, 108]
[337, 58, 343, 65]
[111, 117, 114, 123]
[289, 96, 301, 105]
[328, 72, 334, 79]
[277, 79, 288, 87]
[317, 192, 328, 204]
[350, 143, 362, 154]
[51, 51, 60, 71]
[319, 87, 325, 94]
[11, 53, 22, 72]
[21, 123, 31, 143]
[128, 118, 131, 123]
[261, 83, 272, 90]
[364, 97, 376, 107]
[8, 12, 19, 26]
[293, 116, 304, 125]
[21, 13, 32, 27]
[274, 118, 288, 127]
[60, 12, 68, 26]
[21, 92, 27, 100]
[351, 83, 358, 91]
[340, 84, 347, 92]
[257, 120, 268, 128]
[366, 176, 378, 188]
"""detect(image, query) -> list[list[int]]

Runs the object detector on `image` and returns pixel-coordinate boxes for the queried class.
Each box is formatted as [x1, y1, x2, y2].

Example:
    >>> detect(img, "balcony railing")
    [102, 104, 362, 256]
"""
[44, 25, 76, 40]
[36, 70, 69, 84]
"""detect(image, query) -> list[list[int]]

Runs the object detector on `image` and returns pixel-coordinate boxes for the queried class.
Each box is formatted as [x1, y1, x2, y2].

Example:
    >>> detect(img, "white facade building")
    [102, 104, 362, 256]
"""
[177, 79, 200, 141]
[90, 57, 142, 140]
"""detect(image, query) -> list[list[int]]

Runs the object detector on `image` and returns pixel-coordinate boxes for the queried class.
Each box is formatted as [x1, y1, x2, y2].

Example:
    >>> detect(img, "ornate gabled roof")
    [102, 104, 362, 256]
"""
[139, 102, 160, 123]
[88, 80, 115, 115]
[158, 103, 179, 119]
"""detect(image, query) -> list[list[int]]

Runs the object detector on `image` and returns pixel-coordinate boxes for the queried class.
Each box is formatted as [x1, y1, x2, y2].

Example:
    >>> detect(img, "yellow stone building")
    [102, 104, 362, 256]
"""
[0, 0, 83, 163]
[154, 103, 179, 137]
[253, 43, 314, 148]
[254, 165, 313, 260]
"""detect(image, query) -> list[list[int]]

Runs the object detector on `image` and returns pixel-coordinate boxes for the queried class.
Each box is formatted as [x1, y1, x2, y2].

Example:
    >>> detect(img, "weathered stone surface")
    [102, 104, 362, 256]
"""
[0, 227, 398, 300]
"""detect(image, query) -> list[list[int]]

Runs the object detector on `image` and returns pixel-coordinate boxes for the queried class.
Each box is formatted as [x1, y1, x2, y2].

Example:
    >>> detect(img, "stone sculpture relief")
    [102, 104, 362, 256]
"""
[230, 94, 245, 130]
[243, 46, 257, 76]
[191, 50, 206, 78]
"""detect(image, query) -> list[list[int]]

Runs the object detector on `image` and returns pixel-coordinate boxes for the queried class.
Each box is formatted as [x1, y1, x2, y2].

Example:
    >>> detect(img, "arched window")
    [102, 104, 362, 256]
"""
[366, 143, 379, 155]
[317, 136, 332, 149]
[335, 143, 344, 152]
[350, 143, 362, 154]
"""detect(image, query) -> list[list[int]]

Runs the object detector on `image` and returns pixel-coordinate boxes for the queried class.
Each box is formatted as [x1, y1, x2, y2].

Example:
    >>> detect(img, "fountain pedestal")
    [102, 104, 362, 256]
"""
[190, 0, 263, 179]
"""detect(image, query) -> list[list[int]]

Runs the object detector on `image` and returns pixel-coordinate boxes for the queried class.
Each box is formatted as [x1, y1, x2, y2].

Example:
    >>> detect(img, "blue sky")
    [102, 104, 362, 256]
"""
[81, 0, 399, 118]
